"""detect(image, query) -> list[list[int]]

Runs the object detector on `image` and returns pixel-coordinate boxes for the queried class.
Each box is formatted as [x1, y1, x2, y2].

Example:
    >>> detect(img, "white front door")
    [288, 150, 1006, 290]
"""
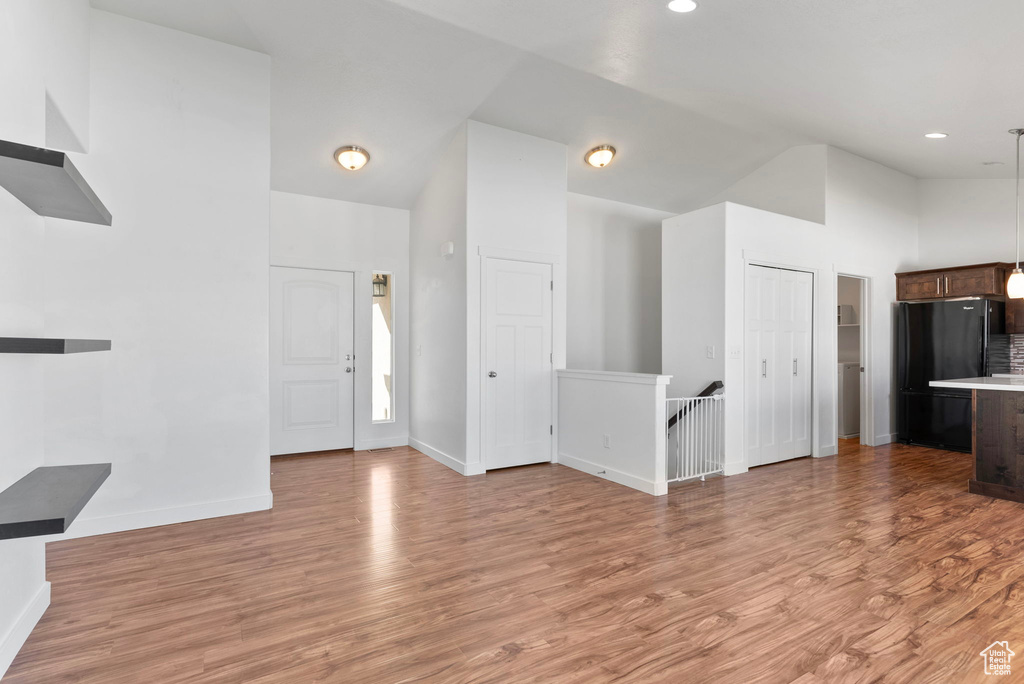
[270, 266, 355, 456]
[483, 258, 553, 470]
[745, 265, 813, 467]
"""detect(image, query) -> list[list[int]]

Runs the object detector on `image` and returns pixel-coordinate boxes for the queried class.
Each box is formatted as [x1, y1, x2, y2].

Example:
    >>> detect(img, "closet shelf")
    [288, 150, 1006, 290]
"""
[0, 338, 111, 354]
[0, 138, 111, 225]
[0, 464, 110, 540]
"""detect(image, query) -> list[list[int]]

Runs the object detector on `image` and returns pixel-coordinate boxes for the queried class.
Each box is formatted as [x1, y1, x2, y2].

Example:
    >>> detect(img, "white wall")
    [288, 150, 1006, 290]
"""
[662, 204, 727, 400]
[409, 124, 469, 472]
[42, 10, 273, 538]
[701, 145, 828, 224]
[410, 121, 568, 474]
[465, 121, 568, 472]
[556, 370, 669, 495]
[721, 203, 835, 475]
[270, 191, 410, 450]
[917, 179, 1017, 269]
[0, 1, 90, 675]
[567, 193, 669, 374]
[827, 147, 919, 444]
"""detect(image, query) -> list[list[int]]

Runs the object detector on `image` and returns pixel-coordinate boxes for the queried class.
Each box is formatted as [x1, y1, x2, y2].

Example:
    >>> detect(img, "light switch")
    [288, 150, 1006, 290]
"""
[602, 434, 611, 449]
[706, 345, 716, 359]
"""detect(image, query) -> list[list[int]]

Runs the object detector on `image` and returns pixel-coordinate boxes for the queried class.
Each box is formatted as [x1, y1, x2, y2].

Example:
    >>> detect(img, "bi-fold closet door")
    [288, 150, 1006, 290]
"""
[745, 265, 813, 467]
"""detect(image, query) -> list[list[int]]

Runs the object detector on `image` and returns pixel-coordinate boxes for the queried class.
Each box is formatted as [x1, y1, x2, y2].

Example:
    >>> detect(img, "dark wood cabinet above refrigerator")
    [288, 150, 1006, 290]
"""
[895, 263, 1012, 302]
[895, 262, 1024, 334]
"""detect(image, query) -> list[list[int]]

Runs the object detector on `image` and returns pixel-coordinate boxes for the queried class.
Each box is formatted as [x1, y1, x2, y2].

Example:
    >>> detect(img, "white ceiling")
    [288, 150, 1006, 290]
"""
[91, 0, 1024, 212]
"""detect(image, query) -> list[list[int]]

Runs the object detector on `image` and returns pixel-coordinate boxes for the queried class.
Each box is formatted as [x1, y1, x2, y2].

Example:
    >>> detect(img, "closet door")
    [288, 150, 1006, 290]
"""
[745, 265, 813, 468]
[745, 266, 780, 467]
[775, 269, 813, 461]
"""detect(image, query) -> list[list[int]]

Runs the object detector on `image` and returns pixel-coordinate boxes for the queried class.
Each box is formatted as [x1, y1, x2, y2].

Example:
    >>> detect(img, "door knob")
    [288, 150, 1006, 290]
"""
[346, 367, 353, 373]
[488, 371, 497, 378]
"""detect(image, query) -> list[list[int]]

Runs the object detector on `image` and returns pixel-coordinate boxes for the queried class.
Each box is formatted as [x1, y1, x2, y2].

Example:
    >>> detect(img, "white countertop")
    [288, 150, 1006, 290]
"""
[930, 377, 1024, 392]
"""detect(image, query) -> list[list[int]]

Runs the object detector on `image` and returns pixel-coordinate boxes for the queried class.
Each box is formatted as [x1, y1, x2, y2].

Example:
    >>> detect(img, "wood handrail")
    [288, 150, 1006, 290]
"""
[667, 380, 723, 430]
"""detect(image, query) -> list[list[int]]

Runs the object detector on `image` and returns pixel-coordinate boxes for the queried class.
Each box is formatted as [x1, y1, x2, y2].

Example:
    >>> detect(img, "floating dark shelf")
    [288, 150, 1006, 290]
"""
[0, 464, 110, 540]
[0, 338, 111, 354]
[0, 138, 111, 225]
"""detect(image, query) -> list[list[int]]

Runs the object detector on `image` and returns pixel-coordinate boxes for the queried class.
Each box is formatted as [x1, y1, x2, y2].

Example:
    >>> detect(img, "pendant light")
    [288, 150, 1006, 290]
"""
[1008, 129, 1024, 299]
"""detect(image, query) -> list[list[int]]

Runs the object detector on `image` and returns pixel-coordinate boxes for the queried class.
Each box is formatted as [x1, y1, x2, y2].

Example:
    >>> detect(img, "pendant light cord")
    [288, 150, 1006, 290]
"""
[1018, 130, 1022, 270]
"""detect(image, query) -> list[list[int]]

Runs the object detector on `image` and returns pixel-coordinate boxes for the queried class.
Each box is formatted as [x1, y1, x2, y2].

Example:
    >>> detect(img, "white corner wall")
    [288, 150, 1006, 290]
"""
[465, 121, 568, 472]
[567, 193, 670, 374]
[664, 147, 919, 475]
[721, 203, 835, 475]
[41, 10, 273, 538]
[410, 121, 568, 475]
[0, 1, 91, 675]
[409, 124, 469, 472]
[827, 147, 919, 445]
[662, 203, 727, 400]
[270, 191, 410, 450]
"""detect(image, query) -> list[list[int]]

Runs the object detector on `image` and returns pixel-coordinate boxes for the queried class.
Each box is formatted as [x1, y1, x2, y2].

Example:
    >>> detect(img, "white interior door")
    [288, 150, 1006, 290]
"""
[776, 268, 813, 460]
[745, 265, 813, 467]
[270, 267, 354, 456]
[746, 265, 780, 466]
[483, 258, 553, 470]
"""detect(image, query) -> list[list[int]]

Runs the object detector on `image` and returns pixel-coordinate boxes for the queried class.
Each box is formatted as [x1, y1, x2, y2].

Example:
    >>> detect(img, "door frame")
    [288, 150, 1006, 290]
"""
[269, 265, 356, 455]
[741, 253, 821, 467]
[834, 270, 874, 448]
[477, 246, 559, 471]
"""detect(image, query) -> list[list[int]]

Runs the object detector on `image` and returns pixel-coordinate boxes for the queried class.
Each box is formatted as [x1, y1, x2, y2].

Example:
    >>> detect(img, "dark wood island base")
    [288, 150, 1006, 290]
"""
[970, 388, 1024, 503]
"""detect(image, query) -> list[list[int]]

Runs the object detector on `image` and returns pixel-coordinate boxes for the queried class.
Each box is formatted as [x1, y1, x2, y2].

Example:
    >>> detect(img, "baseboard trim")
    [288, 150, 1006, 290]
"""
[59, 492, 274, 540]
[409, 437, 484, 476]
[817, 444, 839, 458]
[874, 433, 896, 446]
[557, 452, 664, 496]
[723, 462, 748, 476]
[0, 581, 50, 679]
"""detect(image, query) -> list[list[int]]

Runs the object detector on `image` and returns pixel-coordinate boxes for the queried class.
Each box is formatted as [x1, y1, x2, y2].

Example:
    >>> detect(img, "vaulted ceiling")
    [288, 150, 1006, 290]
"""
[91, 0, 1024, 212]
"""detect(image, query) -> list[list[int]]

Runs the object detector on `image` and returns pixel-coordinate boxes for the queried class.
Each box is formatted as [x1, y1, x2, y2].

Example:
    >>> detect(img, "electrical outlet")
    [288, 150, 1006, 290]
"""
[602, 434, 611, 449]
[729, 346, 741, 359]
[416, 345, 422, 357]
[706, 345, 716, 359]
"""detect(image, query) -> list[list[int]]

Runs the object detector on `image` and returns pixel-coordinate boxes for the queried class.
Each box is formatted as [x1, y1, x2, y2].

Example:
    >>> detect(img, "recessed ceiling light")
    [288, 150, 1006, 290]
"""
[585, 145, 616, 168]
[334, 145, 370, 170]
[924, 132, 948, 139]
[667, 0, 698, 12]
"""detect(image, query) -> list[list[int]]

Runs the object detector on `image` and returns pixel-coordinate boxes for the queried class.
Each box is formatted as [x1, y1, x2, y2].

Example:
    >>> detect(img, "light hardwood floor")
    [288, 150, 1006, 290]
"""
[7, 440, 1024, 683]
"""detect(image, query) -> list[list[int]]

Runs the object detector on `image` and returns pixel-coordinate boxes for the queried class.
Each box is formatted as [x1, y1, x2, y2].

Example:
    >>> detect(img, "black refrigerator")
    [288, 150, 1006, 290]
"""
[897, 299, 1008, 452]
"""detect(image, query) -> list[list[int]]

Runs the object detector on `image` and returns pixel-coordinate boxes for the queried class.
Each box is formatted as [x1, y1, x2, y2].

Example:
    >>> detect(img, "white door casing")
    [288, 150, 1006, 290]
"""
[482, 258, 553, 470]
[270, 267, 355, 455]
[745, 265, 813, 467]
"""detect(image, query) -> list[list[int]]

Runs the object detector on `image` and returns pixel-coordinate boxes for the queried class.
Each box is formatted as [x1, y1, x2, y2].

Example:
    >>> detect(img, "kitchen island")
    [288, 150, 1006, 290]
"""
[931, 376, 1024, 502]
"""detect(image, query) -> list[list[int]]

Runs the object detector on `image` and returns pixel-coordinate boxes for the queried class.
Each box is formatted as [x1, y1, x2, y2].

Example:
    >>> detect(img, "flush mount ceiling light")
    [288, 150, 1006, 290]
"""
[1008, 129, 1024, 299]
[924, 132, 949, 139]
[585, 145, 616, 168]
[667, 0, 698, 12]
[334, 145, 370, 171]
